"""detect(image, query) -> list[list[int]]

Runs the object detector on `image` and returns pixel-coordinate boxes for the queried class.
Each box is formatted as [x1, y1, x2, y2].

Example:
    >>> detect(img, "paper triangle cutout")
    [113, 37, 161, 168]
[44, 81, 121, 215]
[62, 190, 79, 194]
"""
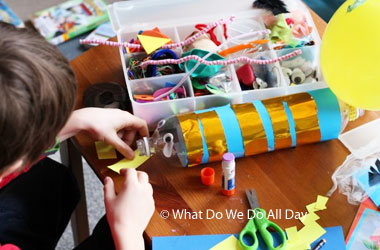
[141, 27, 170, 39]
[137, 34, 171, 54]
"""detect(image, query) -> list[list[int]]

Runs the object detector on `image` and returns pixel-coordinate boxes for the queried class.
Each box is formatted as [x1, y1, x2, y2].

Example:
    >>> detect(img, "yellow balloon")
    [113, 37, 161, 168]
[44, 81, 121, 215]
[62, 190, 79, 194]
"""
[321, 0, 380, 110]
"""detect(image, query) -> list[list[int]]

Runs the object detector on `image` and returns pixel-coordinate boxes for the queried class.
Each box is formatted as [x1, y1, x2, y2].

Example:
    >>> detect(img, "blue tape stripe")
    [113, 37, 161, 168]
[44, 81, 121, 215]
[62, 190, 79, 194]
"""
[195, 104, 245, 159]
[308, 88, 341, 141]
[214, 106, 245, 158]
[253, 100, 274, 151]
[283, 101, 297, 147]
[195, 117, 209, 164]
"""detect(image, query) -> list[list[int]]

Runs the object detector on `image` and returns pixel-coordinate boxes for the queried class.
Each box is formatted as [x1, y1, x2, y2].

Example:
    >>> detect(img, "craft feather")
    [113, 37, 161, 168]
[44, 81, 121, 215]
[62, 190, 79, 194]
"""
[252, 0, 288, 15]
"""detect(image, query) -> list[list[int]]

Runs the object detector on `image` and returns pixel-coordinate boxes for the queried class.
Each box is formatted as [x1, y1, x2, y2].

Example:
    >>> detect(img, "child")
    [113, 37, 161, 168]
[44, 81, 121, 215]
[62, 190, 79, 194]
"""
[0, 22, 154, 250]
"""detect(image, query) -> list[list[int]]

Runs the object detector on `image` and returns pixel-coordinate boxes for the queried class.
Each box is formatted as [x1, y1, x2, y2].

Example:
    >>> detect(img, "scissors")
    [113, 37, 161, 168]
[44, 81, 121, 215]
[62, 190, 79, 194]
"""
[239, 189, 287, 250]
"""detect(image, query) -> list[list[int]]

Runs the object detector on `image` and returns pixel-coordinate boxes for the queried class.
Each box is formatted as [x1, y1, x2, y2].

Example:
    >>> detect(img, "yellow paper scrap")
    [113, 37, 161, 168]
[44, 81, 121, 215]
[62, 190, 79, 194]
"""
[285, 195, 328, 250]
[298, 221, 326, 246]
[285, 240, 310, 250]
[285, 226, 299, 242]
[315, 195, 329, 210]
[300, 212, 320, 226]
[209, 235, 241, 250]
[306, 202, 317, 213]
[107, 150, 150, 173]
[95, 141, 117, 160]
[137, 34, 171, 54]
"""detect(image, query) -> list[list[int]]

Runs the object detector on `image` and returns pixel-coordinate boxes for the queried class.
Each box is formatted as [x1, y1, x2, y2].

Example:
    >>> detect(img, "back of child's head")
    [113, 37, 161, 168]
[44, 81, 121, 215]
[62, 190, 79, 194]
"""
[0, 22, 77, 171]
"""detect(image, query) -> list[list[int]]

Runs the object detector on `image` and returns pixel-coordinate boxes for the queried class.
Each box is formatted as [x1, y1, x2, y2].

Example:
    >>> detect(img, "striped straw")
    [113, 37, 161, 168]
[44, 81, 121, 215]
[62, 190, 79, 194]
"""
[141, 49, 302, 67]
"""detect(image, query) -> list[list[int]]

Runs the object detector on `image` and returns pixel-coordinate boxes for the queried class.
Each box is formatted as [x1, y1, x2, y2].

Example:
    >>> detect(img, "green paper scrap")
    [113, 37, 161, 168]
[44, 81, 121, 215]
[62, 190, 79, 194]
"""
[95, 141, 117, 160]
[45, 136, 60, 154]
[315, 195, 329, 210]
[209, 235, 241, 250]
[107, 150, 150, 173]
[270, 14, 297, 47]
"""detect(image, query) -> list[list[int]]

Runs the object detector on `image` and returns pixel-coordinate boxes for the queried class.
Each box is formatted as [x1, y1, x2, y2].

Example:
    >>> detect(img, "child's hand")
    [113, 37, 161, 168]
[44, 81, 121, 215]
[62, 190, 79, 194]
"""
[104, 168, 154, 250]
[60, 108, 149, 159]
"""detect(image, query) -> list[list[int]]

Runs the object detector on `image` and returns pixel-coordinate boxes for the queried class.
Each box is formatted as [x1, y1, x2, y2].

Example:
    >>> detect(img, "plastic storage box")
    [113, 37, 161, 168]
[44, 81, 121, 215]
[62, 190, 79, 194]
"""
[108, 0, 327, 129]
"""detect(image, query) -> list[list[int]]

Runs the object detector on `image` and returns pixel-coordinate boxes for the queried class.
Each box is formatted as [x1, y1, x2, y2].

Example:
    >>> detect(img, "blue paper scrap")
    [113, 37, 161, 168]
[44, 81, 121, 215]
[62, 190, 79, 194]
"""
[152, 226, 345, 250]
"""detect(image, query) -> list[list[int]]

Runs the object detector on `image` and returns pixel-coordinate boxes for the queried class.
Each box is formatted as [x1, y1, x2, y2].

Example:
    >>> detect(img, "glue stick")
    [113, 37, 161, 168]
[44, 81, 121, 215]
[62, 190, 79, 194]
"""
[222, 153, 235, 196]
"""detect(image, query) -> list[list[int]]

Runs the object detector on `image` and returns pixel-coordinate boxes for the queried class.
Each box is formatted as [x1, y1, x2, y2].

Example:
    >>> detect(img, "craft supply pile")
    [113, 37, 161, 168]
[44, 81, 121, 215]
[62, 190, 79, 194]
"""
[81, 0, 380, 249]
[81, 0, 322, 126]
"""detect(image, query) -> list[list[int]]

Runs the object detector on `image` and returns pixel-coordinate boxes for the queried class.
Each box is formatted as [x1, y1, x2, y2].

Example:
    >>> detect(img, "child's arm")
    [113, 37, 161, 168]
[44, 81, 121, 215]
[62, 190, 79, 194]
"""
[104, 168, 154, 250]
[58, 108, 149, 159]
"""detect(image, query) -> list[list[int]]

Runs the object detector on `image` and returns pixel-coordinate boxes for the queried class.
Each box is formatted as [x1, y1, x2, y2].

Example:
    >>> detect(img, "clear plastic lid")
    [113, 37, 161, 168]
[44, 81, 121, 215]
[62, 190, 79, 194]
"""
[107, 0, 312, 34]
[339, 118, 380, 159]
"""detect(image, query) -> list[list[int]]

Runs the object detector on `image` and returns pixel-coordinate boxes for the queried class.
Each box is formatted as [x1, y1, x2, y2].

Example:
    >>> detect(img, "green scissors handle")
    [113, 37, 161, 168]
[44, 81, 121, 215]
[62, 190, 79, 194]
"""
[239, 208, 287, 250]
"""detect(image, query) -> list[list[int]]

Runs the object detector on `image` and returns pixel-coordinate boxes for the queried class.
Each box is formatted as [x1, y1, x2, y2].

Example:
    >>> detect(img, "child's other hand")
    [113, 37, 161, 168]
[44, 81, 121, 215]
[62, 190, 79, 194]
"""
[76, 108, 149, 159]
[104, 169, 154, 250]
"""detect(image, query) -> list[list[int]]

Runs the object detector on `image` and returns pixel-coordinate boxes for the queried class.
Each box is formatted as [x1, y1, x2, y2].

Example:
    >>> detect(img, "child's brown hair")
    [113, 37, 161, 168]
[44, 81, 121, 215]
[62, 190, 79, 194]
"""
[0, 22, 77, 170]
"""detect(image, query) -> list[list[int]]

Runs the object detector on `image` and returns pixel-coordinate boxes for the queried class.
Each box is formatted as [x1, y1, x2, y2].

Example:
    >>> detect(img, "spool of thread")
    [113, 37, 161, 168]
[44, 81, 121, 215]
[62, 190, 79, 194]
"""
[83, 82, 128, 110]
[222, 153, 236, 196]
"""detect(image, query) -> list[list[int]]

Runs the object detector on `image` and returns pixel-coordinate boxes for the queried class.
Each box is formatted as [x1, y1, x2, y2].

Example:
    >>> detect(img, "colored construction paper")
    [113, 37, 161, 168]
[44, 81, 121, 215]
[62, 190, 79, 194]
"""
[298, 221, 326, 246]
[286, 227, 345, 250]
[95, 141, 117, 160]
[306, 202, 317, 213]
[310, 226, 345, 250]
[107, 150, 150, 173]
[315, 195, 329, 210]
[209, 235, 241, 250]
[153, 227, 342, 250]
[285, 240, 310, 250]
[153, 234, 235, 250]
[285, 226, 299, 242]
[141, 27, 170, 39]
[346, 209, 380, 250]
[137, 34, 171, 54]
[299, 212, 320, 226]
[153, 233, 282, 250]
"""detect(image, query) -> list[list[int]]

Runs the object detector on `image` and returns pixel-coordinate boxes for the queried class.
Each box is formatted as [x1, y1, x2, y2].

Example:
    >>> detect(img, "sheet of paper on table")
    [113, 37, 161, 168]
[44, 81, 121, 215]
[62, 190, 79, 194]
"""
[152, 227, 344, 250]
[209, 235, 240, 250]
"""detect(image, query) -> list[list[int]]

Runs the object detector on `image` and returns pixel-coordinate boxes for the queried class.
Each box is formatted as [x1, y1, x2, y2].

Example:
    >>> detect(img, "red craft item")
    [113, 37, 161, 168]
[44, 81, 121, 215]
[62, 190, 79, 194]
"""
[236, 64, 255, 86]
[201, 167, 215, 186]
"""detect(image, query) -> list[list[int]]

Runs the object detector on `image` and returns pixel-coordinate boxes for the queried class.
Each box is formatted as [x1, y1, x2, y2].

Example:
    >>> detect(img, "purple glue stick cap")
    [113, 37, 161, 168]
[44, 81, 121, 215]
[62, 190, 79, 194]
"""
[222, 152, 235, 162]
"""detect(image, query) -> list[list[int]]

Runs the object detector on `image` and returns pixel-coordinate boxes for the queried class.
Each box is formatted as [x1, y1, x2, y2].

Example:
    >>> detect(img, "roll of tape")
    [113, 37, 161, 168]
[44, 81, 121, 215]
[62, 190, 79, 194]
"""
[83, 82, 128, 110]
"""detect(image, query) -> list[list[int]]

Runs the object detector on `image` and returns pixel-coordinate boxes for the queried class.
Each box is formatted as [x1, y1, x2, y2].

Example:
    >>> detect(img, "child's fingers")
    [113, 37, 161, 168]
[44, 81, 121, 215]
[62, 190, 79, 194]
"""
[107, 133, 135, 159]
[121, 168, 138, 185]
[104, 176, 116, 205]
[122, 130, 136, 146]
[147, 183, 154, 196]
[126, 116, 149, 138]
[137, 171, 149, 183]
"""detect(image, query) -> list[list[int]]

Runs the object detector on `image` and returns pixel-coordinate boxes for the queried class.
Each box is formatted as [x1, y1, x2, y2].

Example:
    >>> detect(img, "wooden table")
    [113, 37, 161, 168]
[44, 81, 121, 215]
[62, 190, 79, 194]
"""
[70, 8, 379, 248]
